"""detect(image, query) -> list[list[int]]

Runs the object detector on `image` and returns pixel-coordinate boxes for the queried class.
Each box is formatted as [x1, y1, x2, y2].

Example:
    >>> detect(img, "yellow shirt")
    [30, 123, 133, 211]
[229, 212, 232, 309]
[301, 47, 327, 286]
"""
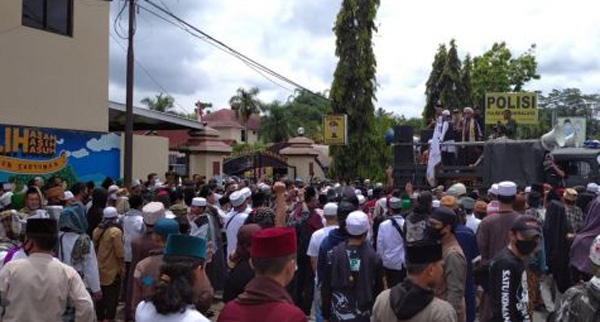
[93, 225, 125, 285]
[0, 253, 94, 322]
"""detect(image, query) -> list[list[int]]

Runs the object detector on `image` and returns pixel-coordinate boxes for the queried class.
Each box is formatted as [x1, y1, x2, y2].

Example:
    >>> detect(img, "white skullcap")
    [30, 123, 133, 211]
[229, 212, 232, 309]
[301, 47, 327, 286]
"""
[63, 191, 74, 201]
[230, 191, 245, 208]
[345, 211, 369, 236]
[323, 202, 338, 217]
[497, 181, 517, 197]
[191, 197, 207, 207]
[142, 202, 165, 225]
[241, 187, 252, 200]
[103, 207, 118, 219]
[358, 195, 366, 205]
[587, 183, 598, 193]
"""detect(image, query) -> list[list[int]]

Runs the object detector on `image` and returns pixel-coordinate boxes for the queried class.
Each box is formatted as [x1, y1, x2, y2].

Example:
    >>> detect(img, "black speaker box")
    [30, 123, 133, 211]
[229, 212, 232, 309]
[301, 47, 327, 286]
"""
[394, 126, 413, 143]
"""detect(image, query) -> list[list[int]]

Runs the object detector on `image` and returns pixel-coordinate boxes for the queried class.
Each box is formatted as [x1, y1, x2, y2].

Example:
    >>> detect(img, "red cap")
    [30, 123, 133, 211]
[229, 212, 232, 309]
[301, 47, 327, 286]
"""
[250, 227, 297, 259]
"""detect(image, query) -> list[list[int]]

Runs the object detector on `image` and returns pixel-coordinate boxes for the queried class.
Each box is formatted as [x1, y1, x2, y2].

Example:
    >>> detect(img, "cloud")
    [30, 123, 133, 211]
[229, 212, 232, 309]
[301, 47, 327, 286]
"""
[66, 148, 89, 159]
[86, 133, 121, 152]
[108, 0, 600, 119]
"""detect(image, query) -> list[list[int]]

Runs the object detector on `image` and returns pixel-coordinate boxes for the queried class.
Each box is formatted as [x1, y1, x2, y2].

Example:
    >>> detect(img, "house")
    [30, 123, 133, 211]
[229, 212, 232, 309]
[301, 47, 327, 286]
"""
[1, 0, 109, 132]
[203, 109, 260, 144]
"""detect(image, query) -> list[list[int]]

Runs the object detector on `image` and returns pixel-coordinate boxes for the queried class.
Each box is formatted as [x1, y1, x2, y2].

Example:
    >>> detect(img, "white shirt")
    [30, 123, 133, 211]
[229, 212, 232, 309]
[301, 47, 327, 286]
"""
[307, 225, 337, 258]
[58, 232, 101, 293]
[225, 209, 249, 259]
[135, 301, 209, 322]
[376, 215, 406, 270]
[121, 209, 145, 262]
[465, 214, 481, 234]
[0, 253, 95, 322]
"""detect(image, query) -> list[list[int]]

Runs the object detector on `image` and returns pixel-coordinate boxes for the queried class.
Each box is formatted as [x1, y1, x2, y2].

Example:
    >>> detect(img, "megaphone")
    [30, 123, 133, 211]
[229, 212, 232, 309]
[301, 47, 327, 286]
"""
[540, 124, 566, 151]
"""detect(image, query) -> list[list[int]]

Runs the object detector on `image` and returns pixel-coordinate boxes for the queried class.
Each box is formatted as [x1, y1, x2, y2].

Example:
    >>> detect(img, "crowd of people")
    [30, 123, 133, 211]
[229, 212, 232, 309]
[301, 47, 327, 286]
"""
[1, 171, 600, 322]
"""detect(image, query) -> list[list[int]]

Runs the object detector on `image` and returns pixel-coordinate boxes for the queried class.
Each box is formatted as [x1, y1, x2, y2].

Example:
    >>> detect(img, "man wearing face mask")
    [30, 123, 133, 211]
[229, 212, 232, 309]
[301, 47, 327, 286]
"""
[428, 202, 467, 322]
[489, 215, 541, 322]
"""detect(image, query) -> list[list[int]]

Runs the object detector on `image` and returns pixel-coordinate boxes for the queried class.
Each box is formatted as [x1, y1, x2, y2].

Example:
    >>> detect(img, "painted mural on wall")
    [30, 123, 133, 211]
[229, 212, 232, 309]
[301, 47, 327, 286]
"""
[0, 124, 120, 186]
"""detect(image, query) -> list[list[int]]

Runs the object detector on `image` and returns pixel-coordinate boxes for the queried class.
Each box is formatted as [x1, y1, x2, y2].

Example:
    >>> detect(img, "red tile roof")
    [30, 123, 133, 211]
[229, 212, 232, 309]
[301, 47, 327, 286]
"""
[203, 109, 260, 131]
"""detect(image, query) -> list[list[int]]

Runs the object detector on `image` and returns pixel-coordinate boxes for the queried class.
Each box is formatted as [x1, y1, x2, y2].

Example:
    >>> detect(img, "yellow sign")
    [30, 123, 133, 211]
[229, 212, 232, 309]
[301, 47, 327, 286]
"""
[485, 92, 538, 125]
[322, 115, 348, 145]
[0, 151, 68, 174]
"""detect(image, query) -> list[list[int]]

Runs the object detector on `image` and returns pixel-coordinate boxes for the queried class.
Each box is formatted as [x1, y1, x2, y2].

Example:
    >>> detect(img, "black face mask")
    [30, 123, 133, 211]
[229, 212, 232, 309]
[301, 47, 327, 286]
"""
[426, 226, 444, 241]
[516, 240, 537, 256]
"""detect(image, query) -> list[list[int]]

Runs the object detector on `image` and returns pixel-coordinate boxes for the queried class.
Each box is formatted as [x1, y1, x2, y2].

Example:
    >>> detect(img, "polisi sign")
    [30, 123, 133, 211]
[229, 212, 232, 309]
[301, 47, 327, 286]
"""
[485, 92, 538, 124]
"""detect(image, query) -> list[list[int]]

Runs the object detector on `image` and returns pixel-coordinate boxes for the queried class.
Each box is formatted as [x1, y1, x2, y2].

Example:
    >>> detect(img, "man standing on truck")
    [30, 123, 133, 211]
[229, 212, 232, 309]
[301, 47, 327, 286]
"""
[502, 109, 518, 139]
[441, 110, 457, 166]
[460, 107, 483, 165]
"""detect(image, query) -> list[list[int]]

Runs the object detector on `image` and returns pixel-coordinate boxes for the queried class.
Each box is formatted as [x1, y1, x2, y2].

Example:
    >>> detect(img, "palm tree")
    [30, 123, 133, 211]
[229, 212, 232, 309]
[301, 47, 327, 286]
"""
[140, 93, 175, 113]
[229, 87, 263, 143]
[260, 102, 294, 143]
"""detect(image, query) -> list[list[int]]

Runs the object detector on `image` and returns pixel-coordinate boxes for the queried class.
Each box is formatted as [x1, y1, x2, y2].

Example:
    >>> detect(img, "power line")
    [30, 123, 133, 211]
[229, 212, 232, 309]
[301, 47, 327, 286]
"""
[136, 4, 293, 93]
[109, 32, 190, 114]
[141, 0, 329, 102]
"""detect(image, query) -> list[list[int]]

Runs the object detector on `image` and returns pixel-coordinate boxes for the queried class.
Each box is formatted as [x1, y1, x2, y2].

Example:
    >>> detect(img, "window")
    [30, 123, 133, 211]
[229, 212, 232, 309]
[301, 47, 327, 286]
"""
[241, 130, 246, 142]
[22, 0, 73, 36]
[212, 161, 221, 176]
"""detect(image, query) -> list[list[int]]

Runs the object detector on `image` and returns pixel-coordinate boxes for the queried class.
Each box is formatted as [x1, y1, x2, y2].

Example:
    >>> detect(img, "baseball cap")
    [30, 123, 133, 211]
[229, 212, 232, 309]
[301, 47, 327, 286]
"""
[589, 234, 600, 266]
[510, 215, 542, 238]
[563, 188, 578, 202]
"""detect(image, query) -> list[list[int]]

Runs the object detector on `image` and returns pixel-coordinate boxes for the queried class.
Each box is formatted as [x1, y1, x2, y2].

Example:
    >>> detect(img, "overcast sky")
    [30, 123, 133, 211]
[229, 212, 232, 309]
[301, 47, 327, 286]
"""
[108, 0, 600, 118]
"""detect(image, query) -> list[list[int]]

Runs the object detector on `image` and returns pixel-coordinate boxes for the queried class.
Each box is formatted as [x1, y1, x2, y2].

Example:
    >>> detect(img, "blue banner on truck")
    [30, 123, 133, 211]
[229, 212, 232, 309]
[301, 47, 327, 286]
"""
[0, 124, 120, 186]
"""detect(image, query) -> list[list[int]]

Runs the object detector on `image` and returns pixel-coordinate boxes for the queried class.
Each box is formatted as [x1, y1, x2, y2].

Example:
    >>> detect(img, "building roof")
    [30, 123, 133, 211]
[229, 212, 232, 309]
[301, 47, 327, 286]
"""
[109, 101, 204, 131]
[203, 109, 260, 131]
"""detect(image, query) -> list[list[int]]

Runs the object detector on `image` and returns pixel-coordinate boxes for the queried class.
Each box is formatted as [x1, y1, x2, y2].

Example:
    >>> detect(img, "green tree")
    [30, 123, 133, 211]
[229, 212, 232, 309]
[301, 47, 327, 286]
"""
[140, 93, 175, 112]
[538, 88, 600, 139]
[423, 44, 447, 124]
[471, 42, 539, 108]
[260, 101, 294, 143]
[229, 87, 263, 143]
[329, 0, 380, 180]
[438, 39, 463, 110]
[461, 54, 473, 107]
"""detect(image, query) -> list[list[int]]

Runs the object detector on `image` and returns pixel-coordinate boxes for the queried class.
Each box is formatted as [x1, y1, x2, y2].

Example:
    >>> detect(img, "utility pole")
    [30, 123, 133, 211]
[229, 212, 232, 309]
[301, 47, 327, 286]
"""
[124, 0, 136, 187]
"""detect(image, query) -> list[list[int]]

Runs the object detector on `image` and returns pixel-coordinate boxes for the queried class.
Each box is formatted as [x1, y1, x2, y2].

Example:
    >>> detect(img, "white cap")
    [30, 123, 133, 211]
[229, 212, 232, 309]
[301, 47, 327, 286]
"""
[489, 183, 499, 196]
[63, 191, 74, 201]
[230, 191, 245, 208]
[432, 199, 441, 208]
[0, 192, 13, 207]
[589, 234, 600, 266]
[142, 202, 165, 225]
[447, 183, 467, 197]
[191, 197, 207, 207]
[367, 189, 373, 197]
[354, 189, 362, 196]
[108, 185, 119, 194]
[442, 109, 451, 116]
[345, 211, 369, 236]
[358, 195, 366, 205]
[131, 179, 141, 188]
[497, 181, 517, 197]
[241, 187, 252, 200]
[377, 197, 387, 210]
[323, 202, 338, 217]
[103, 207, 118, 219]
[525, 186, 532, 193]
[258, 183, 271, 192]
[587, 183, 598, 193]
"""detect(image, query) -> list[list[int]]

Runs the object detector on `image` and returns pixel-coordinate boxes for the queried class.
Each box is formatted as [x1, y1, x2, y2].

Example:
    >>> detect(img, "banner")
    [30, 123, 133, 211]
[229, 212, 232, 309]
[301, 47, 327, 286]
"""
[322, 115, 348, 145]
[557, 117, 587, 147]
[0, 124, 120, 186]
[485, 92, 538, 125]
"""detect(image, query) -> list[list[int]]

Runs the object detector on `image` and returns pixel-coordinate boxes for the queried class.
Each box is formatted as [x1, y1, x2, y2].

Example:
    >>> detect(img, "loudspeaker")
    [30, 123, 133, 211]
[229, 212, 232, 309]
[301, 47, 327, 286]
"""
[394, 126, 413, 143]
[394, 145, 413, 164]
